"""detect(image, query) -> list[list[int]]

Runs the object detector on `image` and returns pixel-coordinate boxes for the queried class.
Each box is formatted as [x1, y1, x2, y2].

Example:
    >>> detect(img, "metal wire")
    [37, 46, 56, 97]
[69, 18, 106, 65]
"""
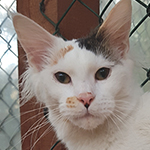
[0, 0, 21, 150]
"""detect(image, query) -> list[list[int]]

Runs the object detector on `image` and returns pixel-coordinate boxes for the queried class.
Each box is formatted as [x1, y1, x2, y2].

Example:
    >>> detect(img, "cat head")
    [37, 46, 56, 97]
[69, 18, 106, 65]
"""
[13, 0, 134, 130]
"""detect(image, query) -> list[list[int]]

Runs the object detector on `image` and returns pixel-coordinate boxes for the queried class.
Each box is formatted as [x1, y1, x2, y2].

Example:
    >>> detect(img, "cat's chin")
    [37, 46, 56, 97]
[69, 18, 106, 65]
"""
[70, 114, 105, 130]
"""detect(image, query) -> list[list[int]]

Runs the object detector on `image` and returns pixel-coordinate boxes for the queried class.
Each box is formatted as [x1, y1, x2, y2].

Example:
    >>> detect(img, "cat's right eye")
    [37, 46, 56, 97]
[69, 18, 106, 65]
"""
[55, 72, 71, 84]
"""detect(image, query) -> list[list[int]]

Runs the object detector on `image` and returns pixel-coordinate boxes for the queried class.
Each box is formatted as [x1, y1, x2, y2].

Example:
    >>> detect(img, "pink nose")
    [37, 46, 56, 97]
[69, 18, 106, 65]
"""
[78, 92, 94, 109]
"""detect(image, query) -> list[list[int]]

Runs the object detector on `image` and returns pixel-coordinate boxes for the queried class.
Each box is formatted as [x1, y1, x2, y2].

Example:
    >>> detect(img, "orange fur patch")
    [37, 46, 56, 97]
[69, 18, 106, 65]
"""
[52, 45, 74, 65]
[66, 96, 79, 108]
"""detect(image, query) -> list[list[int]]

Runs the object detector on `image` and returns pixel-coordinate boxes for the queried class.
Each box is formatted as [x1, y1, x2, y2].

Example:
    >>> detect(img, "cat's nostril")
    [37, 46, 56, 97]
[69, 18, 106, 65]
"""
[81, 100, 84, 104]
[89, 98, 93, 103]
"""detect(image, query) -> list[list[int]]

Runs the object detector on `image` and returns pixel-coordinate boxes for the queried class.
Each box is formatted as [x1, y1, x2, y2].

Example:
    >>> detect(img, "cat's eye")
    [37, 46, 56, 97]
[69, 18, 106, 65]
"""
[55, 72, 71, 84]
[95, 67, 110, 80]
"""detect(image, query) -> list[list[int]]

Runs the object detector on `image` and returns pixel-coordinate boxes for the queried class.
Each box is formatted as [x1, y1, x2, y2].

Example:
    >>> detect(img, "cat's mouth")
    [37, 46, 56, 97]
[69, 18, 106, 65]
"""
[69, 111, 104, 130]
[79, 112, 94, 119]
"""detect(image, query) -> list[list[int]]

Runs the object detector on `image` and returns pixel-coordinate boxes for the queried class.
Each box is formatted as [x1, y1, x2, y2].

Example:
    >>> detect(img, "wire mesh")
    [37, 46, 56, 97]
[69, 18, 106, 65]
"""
[0, 0, 21, 150]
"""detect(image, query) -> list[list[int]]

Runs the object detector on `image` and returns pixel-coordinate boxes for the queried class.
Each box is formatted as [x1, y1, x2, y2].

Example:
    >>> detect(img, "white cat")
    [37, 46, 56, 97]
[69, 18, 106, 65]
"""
[12, 0, 150, 149]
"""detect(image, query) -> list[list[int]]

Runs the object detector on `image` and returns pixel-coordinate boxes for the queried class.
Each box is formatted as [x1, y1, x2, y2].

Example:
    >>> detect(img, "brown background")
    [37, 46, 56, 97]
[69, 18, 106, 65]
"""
[17, 0, 99, 149]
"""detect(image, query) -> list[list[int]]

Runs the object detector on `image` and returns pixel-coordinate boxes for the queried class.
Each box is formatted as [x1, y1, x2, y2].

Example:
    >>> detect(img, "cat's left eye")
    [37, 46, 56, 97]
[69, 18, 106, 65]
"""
[95, 67, 111, 80]
[55, 72, 71, 84]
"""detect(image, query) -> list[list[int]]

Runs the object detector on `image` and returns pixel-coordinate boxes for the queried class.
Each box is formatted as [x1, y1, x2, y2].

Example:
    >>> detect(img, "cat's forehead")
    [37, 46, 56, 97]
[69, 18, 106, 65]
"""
[52, 40, 114, 71]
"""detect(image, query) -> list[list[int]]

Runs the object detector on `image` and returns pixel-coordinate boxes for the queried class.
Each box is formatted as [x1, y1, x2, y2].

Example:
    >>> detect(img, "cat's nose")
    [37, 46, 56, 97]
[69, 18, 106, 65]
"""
[78, 92, 94, 109]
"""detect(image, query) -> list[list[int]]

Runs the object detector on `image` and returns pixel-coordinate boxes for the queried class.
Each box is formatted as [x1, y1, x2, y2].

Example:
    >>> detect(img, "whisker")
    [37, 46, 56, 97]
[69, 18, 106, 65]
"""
[30, 119, 50, 150]
[108, 112, 122, 134]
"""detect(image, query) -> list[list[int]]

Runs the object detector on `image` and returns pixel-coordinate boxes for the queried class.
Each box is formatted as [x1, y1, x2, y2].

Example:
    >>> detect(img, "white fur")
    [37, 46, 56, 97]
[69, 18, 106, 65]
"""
[12, 0, 150, 149]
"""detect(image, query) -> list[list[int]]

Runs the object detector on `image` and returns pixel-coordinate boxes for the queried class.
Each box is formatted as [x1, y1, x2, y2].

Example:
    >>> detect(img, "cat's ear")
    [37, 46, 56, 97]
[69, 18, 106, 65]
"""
[12, 13, 63, 72]
[96, 0, 131, 58]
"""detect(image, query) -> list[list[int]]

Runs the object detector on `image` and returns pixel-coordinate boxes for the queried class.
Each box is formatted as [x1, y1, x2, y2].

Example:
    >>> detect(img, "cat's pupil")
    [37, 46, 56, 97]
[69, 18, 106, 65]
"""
[55, 72, 71, 84]
[95, 68, 110, 80]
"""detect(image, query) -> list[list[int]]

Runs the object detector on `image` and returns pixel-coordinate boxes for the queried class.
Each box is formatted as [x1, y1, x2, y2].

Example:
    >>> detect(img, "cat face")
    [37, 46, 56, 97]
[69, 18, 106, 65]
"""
[40, 40, 133, 130]
[12, 0, 132, 130]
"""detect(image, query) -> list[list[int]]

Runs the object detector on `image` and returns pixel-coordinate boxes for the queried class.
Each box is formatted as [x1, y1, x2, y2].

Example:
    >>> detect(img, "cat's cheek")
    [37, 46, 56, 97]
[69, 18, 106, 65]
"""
[90, 99, 115, 115]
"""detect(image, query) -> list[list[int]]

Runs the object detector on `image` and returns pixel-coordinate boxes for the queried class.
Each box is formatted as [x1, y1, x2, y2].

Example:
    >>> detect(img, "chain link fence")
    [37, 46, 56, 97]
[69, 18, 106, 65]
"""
[0, 0, 150, 150]
[0, 0, 21, 150]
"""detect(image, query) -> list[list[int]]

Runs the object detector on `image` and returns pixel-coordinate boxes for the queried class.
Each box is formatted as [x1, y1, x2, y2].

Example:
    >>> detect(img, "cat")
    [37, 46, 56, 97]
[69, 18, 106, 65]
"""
[12, 0, 150, 149]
